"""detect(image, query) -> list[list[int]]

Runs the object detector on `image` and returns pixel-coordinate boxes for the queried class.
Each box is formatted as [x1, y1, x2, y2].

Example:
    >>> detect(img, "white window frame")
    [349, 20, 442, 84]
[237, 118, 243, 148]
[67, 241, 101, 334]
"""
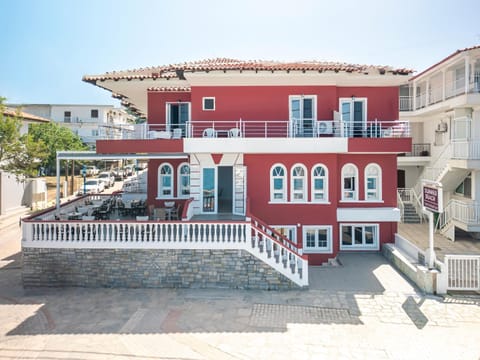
[270, 164, 287, 202]
[290, 164, 307, 202]
[166, 102, 191, 132]
[177, 162, 190, 198]
[202, 97, 215, 111]
[339, 97, 367, 137]
[157, 163, 174, 198]
[364, 163, 382, 201]
[302, 226, 332, 253]
[311, 164, 328, 202]
[289, 95, 317, 136]
[341, 163, 358, 201]
[340, 224, 379, 250]
[272, 225, 297, 244]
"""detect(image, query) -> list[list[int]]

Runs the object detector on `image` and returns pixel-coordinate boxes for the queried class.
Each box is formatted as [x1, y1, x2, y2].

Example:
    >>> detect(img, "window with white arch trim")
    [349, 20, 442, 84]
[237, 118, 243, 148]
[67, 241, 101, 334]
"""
[365, 163, 382, 201]
[270, 164, 287, 202]
[341, 163, 358, 201]
[291, 164, 307, 202]
[177, 163, 190, 197]
[311, 164, 328, 202]
[158, 163, 173, 198]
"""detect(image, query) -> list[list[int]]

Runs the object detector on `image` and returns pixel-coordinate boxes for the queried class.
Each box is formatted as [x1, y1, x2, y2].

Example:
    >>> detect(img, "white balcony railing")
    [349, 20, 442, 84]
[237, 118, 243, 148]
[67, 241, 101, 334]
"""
[453, 140, 480, 159]
[437, 199, 480, 230]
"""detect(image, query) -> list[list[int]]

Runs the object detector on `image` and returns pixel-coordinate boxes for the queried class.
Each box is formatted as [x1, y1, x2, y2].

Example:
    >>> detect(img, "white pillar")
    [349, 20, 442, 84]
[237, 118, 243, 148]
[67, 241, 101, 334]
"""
[413, 80, 417, 110]
[465, 56, 470, 94]
[425, 210, 436, 268]
[442, 69, 446, 101]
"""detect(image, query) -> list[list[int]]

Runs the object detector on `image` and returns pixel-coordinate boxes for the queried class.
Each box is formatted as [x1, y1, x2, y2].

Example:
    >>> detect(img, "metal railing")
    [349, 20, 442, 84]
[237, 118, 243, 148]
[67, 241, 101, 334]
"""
[397, 188, 425, 223]
[453, 140, 480, 159]
[104, 120, 411, 140]
[437, 199, 480, 230]
[404, 143, 430, 157]
[400, 75, 480, 112]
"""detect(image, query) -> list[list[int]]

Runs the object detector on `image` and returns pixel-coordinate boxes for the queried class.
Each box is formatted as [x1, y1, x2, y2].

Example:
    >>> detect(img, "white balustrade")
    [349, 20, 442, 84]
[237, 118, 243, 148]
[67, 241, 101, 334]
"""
[453, 140, 480, 159]
[22, 216, 309, 287]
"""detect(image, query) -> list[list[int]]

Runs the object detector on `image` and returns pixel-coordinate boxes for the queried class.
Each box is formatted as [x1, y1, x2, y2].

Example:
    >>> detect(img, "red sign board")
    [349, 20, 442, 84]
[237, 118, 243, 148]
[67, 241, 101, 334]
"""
[422, 184, 443, 213]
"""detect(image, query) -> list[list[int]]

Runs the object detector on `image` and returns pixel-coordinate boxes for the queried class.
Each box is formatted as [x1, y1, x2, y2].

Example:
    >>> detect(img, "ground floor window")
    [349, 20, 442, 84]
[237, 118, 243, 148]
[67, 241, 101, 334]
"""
[302, 226, 332, 253]
[340, 224, 379, 250]
[272, 225, 297, 244]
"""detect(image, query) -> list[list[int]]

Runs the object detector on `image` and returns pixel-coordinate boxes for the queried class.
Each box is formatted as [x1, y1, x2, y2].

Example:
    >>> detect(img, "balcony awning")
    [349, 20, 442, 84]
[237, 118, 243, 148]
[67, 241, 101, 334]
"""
[57, 151, 188, 161]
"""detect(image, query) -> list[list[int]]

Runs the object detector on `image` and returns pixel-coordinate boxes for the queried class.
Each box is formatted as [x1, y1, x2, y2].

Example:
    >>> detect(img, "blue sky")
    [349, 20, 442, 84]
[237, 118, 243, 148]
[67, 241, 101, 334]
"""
[1, 0, 479, 106]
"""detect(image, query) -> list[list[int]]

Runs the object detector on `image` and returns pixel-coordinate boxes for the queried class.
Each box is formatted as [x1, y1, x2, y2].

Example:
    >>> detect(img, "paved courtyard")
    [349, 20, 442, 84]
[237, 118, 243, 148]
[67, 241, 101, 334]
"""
[1, 218, 480, 359]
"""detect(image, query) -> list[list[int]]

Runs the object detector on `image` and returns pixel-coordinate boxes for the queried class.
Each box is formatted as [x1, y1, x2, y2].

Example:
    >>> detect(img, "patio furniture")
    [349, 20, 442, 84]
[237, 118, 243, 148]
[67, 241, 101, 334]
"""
[153, 208, 166, 221]
[229, 128, 241, 137]
[202, 128, 216, 138]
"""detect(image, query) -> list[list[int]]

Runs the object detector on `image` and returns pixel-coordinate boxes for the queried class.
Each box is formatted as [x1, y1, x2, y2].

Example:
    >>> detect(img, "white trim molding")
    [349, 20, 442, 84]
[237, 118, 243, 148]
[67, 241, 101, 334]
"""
[337, 207, 400, 222]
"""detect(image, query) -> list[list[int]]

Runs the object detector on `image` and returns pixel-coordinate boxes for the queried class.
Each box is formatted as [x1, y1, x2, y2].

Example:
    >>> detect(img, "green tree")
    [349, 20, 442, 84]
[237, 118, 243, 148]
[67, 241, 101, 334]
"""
[29, 121, 89, 170]
[0, 98, 49, 178]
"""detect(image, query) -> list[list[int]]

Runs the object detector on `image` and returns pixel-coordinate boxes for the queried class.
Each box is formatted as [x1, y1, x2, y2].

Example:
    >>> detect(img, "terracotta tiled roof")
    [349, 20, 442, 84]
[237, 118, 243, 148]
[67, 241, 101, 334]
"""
[411, 45, 480, 80]
[83, 58, 413, 82]
[3, 107, 50, 123]
[147, 86, 191, 92]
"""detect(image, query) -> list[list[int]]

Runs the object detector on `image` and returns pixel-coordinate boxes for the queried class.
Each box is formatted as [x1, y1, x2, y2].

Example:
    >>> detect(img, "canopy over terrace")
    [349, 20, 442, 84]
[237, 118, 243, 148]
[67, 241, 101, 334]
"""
[55, 151, 188, 209]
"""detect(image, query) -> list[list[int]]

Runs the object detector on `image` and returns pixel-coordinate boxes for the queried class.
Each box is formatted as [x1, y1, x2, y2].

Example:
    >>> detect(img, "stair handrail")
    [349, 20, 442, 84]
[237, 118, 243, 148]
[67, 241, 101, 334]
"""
[397, 190, 405, 222]
[249, 214, 303, 256]
[413, 143, 452, 195]
[436, 199, 453, 231]
[411, 188, 426, 223]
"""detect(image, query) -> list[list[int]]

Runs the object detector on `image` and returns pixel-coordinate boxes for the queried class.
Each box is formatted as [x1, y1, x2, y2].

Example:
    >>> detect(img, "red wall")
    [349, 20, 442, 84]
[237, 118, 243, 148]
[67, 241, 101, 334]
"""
[244, 153, 398, 265]
[188, 86, 399, 122]
[147, 158, 189, 211]
[147, 92, 191, 124]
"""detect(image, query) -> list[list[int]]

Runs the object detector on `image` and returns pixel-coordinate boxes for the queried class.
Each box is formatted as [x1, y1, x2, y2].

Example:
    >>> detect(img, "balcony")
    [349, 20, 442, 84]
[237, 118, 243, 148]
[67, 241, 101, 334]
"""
[106, 120, 411, 140]
[400, 75, 480, 112]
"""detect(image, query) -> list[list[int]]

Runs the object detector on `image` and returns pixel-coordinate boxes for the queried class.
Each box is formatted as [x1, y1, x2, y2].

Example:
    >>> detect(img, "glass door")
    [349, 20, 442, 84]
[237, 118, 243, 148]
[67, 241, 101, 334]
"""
[167, 103, 190, 137]
[202, 168, 216, 213]
[340, 98, 366, 137]
[289, 96, 316, 137]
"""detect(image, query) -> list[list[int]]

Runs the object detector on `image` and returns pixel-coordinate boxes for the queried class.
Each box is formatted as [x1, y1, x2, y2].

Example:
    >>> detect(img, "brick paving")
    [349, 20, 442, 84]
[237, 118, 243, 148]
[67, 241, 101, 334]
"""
[1, 221, 480, 358]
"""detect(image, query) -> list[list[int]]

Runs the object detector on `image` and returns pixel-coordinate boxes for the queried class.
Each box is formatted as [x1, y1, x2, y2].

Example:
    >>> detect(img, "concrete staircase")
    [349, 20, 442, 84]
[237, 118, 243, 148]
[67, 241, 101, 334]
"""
[403, 203, 421, 224]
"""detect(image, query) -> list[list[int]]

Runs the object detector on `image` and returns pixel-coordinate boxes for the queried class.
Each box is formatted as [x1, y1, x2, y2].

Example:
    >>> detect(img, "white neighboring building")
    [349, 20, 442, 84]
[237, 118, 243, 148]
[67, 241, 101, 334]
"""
[8, 104, 135, 149]
[398, 45, 480, 240]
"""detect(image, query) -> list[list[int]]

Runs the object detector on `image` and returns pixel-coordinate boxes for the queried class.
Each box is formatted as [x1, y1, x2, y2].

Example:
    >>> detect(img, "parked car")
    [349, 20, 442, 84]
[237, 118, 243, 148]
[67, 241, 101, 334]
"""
[77, 179, 105, 195]
[112, 167, 125, 181]
[124, 165, 135, 177]
[85, 166, 99, 176]
[97, 172, 115, 188]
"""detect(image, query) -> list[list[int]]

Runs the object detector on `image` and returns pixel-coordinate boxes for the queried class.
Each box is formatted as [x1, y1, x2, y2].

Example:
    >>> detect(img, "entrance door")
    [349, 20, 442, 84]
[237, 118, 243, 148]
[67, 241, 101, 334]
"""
[202, 168, 216, 213]
[397, 170, 406, 189]
[218, 166, 233, 213]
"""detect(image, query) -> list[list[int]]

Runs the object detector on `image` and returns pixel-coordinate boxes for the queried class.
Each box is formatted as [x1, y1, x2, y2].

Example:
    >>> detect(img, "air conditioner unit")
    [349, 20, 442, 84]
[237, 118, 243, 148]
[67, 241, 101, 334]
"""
[317, 121, 333, 135]
[436, 122, 448, 133]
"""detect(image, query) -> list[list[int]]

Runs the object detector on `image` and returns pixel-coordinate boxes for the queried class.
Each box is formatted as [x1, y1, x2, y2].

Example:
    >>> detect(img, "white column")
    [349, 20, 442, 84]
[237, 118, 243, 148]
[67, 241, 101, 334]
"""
[425, 210, 436, 268]
[413, 80, 417, 110]
[426, 79, 430, 105]
[442, 70, 446, 101]
[465, 56, 470, 94]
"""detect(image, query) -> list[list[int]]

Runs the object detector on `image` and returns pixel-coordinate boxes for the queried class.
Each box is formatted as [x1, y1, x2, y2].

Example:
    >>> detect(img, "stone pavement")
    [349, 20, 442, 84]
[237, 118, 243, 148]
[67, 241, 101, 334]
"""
[1, 249, 480, 359]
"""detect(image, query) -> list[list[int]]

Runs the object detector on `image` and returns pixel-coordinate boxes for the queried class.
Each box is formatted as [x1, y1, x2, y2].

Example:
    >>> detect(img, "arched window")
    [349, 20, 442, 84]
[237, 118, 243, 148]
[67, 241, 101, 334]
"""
[341, 163, 358, 201]
[178, 163, 190, 197]
[311, 164, 328, 202]
[291, 164, 307, 201]
[365, 163, 382, 201]
[270, 164, 287, 202]
[158, 163, 173, 197]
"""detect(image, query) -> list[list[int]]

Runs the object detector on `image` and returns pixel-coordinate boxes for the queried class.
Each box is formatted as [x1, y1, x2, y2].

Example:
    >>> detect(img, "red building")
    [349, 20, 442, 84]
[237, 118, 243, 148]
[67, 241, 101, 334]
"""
[84, 59, 412, 265]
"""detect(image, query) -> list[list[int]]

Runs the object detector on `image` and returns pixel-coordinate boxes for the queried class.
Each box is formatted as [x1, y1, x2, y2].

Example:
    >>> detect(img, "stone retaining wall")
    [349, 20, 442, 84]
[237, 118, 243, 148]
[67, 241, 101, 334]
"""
[22, 248, 299, 290]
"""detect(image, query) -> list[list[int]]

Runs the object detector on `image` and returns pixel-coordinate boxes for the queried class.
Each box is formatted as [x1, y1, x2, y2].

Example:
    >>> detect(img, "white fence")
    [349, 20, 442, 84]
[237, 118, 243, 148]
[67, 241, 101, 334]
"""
[437, 199, 480, 230]
[443, 255, 480, 291]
